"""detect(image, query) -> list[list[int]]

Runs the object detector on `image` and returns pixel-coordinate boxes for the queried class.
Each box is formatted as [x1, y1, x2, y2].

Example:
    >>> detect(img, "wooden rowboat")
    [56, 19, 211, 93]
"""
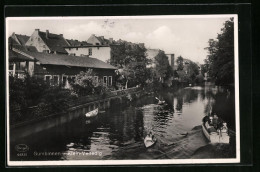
[144, 135, 157, 148]
[202, 122, 230, 144]
[155, 97, 165, 105]
[85, 108, 99, 118]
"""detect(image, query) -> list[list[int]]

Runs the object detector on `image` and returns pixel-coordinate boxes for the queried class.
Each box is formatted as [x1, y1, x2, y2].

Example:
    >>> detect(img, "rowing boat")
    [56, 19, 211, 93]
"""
[202, 122, 230, 144]
[85, 108, 99, 118]
[144, 135, 157, 148]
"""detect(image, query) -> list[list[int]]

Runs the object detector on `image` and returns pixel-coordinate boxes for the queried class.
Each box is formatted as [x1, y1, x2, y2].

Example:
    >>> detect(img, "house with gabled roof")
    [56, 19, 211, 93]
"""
[25, 29, 70, 54]
[65, 34, 116, 63]
[87, 34, 113, 45]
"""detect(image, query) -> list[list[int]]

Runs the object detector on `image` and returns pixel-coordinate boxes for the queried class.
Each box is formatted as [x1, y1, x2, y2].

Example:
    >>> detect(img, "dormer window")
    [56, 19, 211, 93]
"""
[96, 43, 99, 45]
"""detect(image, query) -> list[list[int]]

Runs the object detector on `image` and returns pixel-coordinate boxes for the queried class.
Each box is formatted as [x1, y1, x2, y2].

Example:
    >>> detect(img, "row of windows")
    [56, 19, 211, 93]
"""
[44, 75, 112, 86]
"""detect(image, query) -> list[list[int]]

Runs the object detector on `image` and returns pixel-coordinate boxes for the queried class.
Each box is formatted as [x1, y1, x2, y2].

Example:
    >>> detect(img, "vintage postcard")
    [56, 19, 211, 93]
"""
[6, 15, 240, 166]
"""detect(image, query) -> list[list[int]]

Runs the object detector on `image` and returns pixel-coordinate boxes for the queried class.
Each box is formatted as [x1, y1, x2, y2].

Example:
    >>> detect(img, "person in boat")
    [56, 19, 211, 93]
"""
[146, 132, 154, 141]
[202, 115, 209, 123]
[213, 113, 219, 129]
[205, 116, 213, 129]
[218, 122, 228, 133]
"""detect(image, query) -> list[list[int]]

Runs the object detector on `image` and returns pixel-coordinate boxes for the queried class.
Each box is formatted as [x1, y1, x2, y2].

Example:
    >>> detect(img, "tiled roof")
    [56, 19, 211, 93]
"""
[38, 31, 69, 54]
[11, 44, 38, 53]
[66, 39, 91, 46]
[9, 49, 35, 62]
[23, 51, 117, 70]
[15, 34, 30, 46]
[96, 36, 110, 45]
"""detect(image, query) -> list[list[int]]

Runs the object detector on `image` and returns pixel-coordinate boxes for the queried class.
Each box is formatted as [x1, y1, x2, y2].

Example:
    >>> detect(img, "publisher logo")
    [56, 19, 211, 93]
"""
[15, 144, 29, 153]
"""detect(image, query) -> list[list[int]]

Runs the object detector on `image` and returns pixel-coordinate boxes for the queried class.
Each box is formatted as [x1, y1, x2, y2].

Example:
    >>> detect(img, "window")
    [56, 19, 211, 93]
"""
[45, 75, 52, 85]
[94, 76, 99, 82]
[62, 75, 68, 86]
[89, 48, 92, 56]
[76, 48, 78, 50]
[108, 76, 112, 86]
[71, 76, 76, 83]
[103, 76, 107, 85]
[43, 50, 49, 53]
[95, 43, 99, 45]
[53, 75, 59, 86]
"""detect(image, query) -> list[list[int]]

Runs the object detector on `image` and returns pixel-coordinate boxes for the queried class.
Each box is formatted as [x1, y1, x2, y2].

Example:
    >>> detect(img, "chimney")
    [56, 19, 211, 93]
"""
[46, 30, 49, 39]
[35, 29, 40, 32]
[60, 34, 63, 37]
[109, 38, 113, 43]
[100, 36, 104, 40]
[91, 34, 95, 37]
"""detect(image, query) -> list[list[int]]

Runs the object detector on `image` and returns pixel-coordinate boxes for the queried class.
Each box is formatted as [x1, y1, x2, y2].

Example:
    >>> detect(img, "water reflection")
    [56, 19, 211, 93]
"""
[10, 85, 236, 160]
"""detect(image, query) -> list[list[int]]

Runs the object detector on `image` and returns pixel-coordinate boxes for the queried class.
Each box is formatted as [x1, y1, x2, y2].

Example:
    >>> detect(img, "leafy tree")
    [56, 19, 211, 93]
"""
[187, 61, 200, 82]
[176, 56, 184, 71]
[205, 18, 234, 85]
[112, 41, 150, 88]
[72, 69, 96, 96]
[110, 43, 127, 67]
[153, 50, 171, 82]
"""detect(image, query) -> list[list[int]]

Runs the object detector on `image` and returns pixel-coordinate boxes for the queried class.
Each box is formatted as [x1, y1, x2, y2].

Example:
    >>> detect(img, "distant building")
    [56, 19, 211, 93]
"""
[25, 29, 70, 54]
[65, 34, 116, 63]
[165, 53, 175, 69]
[66, 39, 90, 47]
[87, 34, 114, 45]
[65, 44, 111, 63]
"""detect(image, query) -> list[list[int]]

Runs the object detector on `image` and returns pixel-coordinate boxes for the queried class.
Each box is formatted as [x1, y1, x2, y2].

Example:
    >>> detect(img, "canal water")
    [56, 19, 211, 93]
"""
[10, 84, 236, 161]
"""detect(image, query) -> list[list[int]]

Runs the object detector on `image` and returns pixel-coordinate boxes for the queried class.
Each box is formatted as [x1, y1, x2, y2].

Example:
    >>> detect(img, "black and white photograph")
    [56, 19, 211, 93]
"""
[6, 15, 239, 166]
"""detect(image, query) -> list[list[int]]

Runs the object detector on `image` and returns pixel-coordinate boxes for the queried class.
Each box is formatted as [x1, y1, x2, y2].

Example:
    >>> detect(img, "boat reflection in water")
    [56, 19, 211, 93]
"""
[10, 85, 236, 160]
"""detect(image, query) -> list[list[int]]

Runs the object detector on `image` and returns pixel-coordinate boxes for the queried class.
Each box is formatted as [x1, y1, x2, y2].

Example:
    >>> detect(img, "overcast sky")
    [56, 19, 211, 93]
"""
[6, 16, 233, 63]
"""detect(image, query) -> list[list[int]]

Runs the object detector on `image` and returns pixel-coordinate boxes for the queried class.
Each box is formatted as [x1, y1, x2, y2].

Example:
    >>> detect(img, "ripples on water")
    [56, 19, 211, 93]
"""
[10, 85, 236, 160]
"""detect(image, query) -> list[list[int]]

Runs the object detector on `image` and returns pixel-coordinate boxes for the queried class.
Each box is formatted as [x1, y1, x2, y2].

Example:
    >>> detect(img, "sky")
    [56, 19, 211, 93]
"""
[6, 16, 233, 64]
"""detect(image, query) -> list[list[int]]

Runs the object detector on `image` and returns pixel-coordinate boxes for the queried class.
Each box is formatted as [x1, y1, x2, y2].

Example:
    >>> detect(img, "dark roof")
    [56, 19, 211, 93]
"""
[38, 31, 69, 54]
[96, 36, 110, 45]
[15, 34, 30, 46]
[64, 45, 110, 48]
[9, 49, 35, 62]
[11, 44, 38, 53]
[23, 51, 117, 70]
[66, 39, 91, 46]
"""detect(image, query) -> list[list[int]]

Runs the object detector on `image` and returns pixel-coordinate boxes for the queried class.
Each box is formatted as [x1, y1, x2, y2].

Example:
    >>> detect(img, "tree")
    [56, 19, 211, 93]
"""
[112, 41, 150, 88]
[72, 69, 97, 96]
[153, 50, 173, 82]
[205, 18, 234, 85]
[176, 56, 184, 71]
[110, 43, 127, 67]
[187, 61, 200, 82]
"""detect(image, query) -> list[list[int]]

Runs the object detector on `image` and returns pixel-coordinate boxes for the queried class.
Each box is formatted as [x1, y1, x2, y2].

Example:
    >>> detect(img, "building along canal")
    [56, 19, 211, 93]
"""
[10, 84, 236, 160]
